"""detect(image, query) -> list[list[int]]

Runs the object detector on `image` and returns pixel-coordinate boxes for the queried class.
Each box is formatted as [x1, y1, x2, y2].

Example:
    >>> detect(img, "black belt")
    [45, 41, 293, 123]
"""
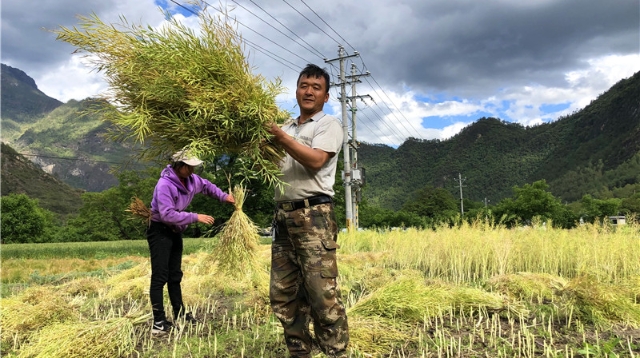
[277, 195, 332, 211]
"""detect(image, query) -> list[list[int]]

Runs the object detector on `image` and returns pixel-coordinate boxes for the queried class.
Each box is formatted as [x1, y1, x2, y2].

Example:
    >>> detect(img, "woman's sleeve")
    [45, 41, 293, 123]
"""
[156, 184, 198, 225]
[195, 176, 229, 202]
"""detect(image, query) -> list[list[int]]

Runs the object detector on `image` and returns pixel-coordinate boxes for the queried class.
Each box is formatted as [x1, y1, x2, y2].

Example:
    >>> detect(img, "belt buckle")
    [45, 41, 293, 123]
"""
[281, 202, 294, 211]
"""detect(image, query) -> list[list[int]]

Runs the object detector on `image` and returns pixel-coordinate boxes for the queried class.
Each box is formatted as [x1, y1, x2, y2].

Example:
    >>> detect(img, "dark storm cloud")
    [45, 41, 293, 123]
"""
[1, 0, 114, 78]
[333, 0, 639, 97]
[2, 0, 637, 144]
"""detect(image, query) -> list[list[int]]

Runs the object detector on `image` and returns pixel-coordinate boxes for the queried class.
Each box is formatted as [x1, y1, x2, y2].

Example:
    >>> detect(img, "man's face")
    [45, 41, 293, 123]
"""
[296, 74, 329, 115]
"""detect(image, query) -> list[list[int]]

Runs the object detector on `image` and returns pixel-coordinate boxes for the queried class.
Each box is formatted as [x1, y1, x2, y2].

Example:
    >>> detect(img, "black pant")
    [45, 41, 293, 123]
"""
[147, 221, 185, 322]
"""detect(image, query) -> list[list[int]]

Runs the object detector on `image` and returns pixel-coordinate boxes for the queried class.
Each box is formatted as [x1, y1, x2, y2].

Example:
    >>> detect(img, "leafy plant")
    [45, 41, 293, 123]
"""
[53, 1, 289, 189]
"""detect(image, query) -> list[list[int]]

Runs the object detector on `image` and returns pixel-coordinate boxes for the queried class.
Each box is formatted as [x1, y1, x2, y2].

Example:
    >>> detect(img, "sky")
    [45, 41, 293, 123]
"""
[2, 0, 639, 147]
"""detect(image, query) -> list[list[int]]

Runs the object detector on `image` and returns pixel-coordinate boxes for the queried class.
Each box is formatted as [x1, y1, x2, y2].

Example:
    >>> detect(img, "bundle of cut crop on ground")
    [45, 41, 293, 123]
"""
[211, 184, 260, 276]
[17, 311, 149, 358]
[53, 0, 289, 188]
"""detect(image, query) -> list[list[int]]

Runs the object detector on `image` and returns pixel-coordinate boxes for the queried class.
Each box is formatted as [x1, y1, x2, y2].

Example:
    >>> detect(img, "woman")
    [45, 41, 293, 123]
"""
[147, 150, 235, 334]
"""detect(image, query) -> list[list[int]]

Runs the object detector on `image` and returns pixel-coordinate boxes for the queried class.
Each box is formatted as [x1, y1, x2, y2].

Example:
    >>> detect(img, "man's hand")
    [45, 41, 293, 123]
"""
[197, 214, 215, 225]
[266, 121, 330, 171]
[267, 122, 285, 143]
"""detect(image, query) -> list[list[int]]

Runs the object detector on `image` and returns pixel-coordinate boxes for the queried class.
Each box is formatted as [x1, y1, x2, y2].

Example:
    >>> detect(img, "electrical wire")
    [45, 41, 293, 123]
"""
[361, 61, 428, 140]
[174, 0, 427, 144]
[281, 0, 341, 47]
[169, 0, 300, 72]
[298, 0, 356, 53]
[14, 153, 124, 165]
[237, 0, 326, 59]
[201, 0, 313, 66]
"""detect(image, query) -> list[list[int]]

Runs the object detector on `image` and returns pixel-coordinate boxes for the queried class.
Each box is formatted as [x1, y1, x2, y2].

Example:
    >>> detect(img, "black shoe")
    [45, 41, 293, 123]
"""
[152, 320, 174, 335]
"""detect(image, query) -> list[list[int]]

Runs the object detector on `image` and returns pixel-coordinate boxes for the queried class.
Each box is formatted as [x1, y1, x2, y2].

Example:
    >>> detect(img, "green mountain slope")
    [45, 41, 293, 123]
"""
[1, 142, 83, 217]
[359, 72, 640, 210]
[1, 63, 638, 212]
[1, 64, 145, 192]
[11, 98, 144, 191]
[1, 64, 63, 140]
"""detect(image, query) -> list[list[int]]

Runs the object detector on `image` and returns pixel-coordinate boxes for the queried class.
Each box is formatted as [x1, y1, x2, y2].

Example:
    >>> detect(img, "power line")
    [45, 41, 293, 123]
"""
[281, 0, 341, 47]
[169, 0, 300, 72]
[298, 0, 356, 53]
[356, 103, 404, 147]
[236, 0, 326, 59]
[175, 0, 426, 145]
[201, 0, 313, 66]
[360, 57, 428, 141]
[14, 152, 124, 165]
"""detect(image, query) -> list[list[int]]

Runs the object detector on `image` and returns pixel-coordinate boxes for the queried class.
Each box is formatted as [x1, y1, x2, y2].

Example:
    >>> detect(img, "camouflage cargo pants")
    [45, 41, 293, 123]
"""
[270, 202, 349, 358]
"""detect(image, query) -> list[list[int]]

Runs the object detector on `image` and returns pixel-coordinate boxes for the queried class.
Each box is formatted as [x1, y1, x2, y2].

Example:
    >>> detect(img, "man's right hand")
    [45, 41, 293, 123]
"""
[197, 214, 215, 225]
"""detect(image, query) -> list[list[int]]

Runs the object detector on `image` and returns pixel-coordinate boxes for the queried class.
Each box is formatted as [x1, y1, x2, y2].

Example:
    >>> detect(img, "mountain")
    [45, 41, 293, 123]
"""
[1, 63, 638, 212]
[1, 64, 145, 192]
[358, 72, 640, 210]
[1, 142, 83, 217]
[1, 64, 63, 140]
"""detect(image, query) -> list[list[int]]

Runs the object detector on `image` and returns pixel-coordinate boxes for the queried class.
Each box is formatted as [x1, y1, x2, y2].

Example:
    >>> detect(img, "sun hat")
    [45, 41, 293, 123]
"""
[171, 150, 204, 166]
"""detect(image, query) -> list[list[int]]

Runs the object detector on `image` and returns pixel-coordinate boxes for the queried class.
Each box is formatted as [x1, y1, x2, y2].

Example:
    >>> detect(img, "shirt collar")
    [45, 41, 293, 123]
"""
[295, 111, 326, 126]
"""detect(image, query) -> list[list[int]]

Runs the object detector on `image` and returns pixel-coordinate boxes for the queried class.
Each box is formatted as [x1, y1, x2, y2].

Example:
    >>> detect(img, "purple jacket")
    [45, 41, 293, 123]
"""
[149, 165, 229, 233]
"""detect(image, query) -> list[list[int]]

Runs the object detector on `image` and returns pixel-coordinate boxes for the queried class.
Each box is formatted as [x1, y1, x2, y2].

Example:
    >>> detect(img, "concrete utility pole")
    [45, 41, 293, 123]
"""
[325, 46, 359, 231]
[455, 173, 466, 217]
[346, 63, 371, 229]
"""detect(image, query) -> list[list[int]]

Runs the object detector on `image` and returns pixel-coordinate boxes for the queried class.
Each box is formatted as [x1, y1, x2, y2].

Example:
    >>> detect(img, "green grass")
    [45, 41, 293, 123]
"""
[1, 238, 209, 259]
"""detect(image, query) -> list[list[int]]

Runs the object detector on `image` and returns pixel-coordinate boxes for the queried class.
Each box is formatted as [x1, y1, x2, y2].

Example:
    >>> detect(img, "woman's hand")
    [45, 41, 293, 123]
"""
[226, 193, 236, 204]
[197, 214, 215, 225]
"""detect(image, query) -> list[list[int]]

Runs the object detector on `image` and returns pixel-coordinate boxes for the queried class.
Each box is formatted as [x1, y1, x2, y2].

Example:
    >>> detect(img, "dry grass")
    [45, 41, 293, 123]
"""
[2, 222, 639, 357]
[16, 310, 149, 358]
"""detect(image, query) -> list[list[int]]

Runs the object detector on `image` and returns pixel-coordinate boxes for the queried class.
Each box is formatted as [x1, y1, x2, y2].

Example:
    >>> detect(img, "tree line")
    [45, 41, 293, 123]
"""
[2, 163, 638, 244]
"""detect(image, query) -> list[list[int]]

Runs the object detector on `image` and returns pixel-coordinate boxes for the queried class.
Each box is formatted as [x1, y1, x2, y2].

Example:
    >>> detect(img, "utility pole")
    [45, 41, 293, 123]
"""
[484, 197, 490, 219]
[325, 46, 359, 231]
[346, 63, 371, 229]
[455, 173, 466, 217]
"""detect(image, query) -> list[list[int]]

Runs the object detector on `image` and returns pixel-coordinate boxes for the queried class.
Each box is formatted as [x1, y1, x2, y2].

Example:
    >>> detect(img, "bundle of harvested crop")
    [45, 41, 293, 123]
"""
[54, 1, 288, 188]
[211, 185, 260, 276]
[125, 196, 151, 225]
[17, 312, 150, 358]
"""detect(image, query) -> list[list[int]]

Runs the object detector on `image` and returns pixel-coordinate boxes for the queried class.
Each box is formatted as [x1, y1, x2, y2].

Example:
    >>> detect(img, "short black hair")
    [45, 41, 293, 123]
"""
[172, 161, 188, 171]
[297, 64, 330, 93]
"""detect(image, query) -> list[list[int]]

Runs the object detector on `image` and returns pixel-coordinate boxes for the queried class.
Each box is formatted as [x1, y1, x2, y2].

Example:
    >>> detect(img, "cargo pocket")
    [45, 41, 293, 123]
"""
[320, 239, 339, 278]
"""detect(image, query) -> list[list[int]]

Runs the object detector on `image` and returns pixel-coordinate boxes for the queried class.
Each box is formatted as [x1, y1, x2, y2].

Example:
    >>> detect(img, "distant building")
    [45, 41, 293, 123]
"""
[609, 215, 626, 225]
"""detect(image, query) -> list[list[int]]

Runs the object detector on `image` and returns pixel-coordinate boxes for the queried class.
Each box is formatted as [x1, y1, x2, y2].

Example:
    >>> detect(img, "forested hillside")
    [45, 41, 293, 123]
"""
[359, 71, 640, 210]
[12, 98, 144, 191]
[1, 64, 145, 192]
[1, 143, 83, 217]
[1, 63, 638, 213]
[1, 64, 63, 141]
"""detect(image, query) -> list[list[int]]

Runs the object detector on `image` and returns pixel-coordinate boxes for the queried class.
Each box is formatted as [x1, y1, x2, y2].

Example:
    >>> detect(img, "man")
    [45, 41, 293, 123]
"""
[147, 150, 235, 334]
[268, 64, 349, 357]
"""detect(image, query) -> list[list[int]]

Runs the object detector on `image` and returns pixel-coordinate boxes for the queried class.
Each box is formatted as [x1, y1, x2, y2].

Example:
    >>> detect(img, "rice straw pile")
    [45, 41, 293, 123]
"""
[17, 311, 149, 358]
[1, 293, 76, 346]
[53, 0, 288, 188]
[211, 185, 260, 276]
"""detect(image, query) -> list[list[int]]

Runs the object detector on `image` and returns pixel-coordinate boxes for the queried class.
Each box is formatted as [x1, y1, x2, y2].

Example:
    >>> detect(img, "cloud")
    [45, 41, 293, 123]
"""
[2, 0, 639, 145]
